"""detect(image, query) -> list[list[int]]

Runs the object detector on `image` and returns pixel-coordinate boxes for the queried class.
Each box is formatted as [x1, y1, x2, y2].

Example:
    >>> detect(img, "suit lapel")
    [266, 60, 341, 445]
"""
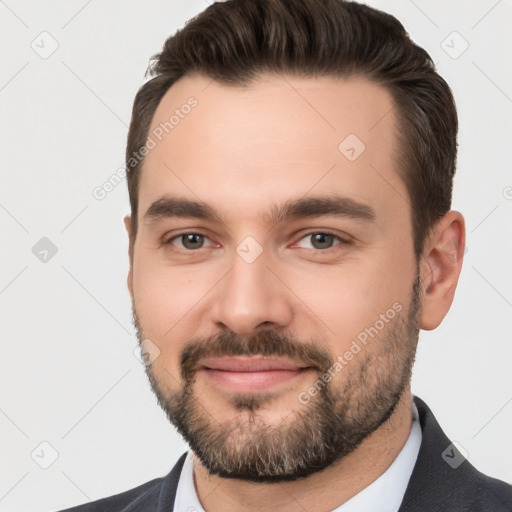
[398, 397, 472, 512]
[157, 452, 188, 511]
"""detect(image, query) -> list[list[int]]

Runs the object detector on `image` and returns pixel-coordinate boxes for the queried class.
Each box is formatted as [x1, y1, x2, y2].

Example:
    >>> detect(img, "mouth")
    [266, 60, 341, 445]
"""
[199, 356, 312, 392]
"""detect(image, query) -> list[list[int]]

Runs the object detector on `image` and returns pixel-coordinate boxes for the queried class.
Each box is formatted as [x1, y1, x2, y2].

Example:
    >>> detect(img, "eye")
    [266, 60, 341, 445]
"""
[167, 233, 214, 250]
[294, 232, 347, 250]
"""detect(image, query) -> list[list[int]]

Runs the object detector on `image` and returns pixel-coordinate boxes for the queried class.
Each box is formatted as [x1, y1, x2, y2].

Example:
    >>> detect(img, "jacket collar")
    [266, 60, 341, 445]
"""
[156, 396, 473, 512]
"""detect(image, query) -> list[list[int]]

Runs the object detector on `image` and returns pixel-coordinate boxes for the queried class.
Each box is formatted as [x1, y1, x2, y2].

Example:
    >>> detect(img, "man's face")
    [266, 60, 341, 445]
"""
[128, 74, 421, 481]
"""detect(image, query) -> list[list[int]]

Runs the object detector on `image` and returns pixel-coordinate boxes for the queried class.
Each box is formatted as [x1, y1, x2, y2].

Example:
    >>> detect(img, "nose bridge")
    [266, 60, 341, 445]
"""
[211, 246, 293, 334]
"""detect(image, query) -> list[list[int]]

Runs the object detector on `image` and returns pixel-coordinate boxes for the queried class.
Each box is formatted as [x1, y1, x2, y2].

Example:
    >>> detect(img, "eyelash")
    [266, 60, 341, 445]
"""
[164, 230, 351, 251]
[293, 230, 351, 250]
[165, 232, 217, 250]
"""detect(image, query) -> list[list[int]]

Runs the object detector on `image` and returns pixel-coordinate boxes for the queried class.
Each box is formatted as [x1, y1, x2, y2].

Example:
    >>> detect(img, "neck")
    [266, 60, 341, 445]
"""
[192, 390, 414, 512]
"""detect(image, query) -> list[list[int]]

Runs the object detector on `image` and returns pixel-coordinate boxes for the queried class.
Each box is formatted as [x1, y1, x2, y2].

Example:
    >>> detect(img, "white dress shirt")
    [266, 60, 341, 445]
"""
[173, 403, 422, 512]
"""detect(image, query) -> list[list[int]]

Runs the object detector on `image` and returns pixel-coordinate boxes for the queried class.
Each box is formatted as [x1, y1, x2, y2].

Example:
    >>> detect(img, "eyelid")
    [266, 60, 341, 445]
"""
[162, 229, 352, 251]
[290, 230, 352, 249]
[164, 231, 218, 249]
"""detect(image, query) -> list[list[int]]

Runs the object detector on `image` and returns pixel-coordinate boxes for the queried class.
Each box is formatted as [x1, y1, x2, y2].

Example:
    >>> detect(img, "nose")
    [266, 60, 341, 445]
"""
[210, 250, 294, 336]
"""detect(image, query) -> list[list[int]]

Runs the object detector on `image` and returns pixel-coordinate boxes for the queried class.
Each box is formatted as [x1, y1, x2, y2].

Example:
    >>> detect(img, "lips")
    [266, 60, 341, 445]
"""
[200, 357, 310, 392]
[203, 357, 306, 372]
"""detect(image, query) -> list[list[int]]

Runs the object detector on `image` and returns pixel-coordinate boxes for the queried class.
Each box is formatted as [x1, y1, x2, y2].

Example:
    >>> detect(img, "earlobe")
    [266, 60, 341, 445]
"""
[124, 214, 132, 236]
[419, 211, 466, 330]
[124, 215, 134, 299]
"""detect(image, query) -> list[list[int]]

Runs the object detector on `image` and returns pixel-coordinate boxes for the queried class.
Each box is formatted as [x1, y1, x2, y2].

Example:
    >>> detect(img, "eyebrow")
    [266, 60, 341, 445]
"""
[143, 195, 376, 225]
[267, 195, 375, 224]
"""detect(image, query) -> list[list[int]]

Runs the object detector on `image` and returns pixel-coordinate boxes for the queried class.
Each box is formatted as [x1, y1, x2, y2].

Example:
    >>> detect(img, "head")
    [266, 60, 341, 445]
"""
[124, 0, 465, 482]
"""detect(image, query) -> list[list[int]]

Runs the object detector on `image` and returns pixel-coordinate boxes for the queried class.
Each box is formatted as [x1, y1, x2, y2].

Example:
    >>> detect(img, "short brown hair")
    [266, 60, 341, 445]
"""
[126, 0, 458, 257]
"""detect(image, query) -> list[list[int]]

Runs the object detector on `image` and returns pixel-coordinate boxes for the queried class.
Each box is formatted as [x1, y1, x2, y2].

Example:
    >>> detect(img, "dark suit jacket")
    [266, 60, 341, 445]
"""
[58, 397, 512, 511]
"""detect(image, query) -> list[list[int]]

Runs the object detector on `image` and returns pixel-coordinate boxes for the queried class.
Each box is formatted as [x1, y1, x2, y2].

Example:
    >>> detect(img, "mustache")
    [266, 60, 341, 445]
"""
[180, 330, 333, 381]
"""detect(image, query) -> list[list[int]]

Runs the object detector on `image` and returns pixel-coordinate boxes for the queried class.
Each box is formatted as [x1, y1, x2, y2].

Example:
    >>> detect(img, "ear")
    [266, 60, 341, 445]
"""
[124, 214, 134, 300]
[419, 210, 466, 330]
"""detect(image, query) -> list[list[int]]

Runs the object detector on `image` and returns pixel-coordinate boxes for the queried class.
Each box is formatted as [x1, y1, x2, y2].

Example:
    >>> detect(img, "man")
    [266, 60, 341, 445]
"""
[59, 0, 512, 510]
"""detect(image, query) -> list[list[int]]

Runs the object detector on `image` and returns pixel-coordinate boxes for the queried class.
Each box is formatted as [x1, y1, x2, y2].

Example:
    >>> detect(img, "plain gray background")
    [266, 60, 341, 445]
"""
[1, 1, 511, 511]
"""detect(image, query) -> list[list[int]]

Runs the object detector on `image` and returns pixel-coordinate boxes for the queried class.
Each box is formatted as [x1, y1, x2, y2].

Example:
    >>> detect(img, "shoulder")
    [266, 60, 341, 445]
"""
[399, 397, 512, 512]
[56, 477, 162, 512]
[470, 473, 512, 510]
[56, 453, 187, 512]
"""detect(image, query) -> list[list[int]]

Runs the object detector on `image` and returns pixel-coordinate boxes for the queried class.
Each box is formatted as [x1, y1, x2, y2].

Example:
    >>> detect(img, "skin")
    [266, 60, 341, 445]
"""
[124, 73, 465, 511]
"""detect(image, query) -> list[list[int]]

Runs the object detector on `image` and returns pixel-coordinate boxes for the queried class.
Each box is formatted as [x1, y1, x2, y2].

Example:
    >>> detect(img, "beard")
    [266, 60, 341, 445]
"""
[132, 274, 422, 483]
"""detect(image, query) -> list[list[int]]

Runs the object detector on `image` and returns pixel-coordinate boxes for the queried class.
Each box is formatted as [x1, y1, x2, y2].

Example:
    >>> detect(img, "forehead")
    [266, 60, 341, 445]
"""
[138, 73, 405, 223]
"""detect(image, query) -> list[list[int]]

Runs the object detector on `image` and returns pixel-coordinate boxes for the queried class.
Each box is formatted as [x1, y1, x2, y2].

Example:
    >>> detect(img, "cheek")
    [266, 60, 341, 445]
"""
[284, 253, 415, 354]
[132, 253, 224, 378]
[133, 251, 211, 332]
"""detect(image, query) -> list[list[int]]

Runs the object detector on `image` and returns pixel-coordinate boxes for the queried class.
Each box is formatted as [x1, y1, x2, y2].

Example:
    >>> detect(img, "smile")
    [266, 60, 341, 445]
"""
[200, 356, 311, 392]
